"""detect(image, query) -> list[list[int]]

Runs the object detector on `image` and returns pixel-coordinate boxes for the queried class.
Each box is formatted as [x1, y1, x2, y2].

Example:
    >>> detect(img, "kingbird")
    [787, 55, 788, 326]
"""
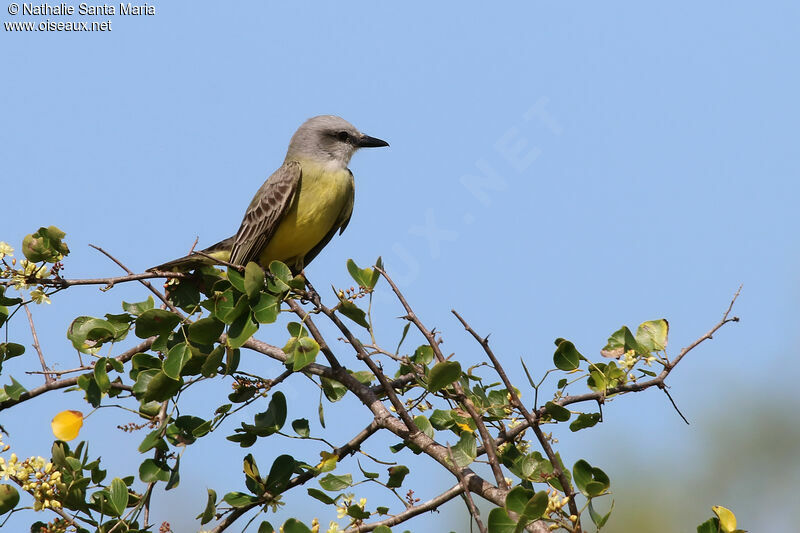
[151, 115, 388, 273]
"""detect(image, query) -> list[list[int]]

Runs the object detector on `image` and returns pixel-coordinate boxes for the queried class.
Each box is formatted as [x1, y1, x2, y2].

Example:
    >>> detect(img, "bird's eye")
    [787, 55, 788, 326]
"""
[336, 131, 349, 142]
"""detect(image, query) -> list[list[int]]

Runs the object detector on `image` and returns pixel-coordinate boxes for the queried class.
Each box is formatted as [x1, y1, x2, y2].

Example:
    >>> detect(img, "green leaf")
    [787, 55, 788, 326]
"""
[122, 296, 154, 316]
[139, 459, 170, 483]
[3, 377, 26, 401]
[588, 500, 614, 529]
[198, 489, 217, 525]
[319, 473, 352, 491]
[373, 527, 391, 533]
[429, 409, 455, 430]
[143, 371, 182, 402]
[337, 298, 370, 329]
[544, 401, 571, 422]
[0, 286, 23, 306]
[291, 418, 310, 437]
[553, 339, 581, 371]
[386, 465, 409, 488]
[346, 259, 378, 289]
[138, 429, 167, 454]
[227, 311, 258, 349]
[188, 317, 224, 345]
[264, 454, 295, 494]
[244, 262, 266, 298]
[451, 432, 477, 467]
[347, 504, 371, 520]
[284, 336, 320, 371]
[268, 260, 292, 281]
[67, 316, 117, 354]
[93, 358, 111, 393]
[134, 309, 181, 338]
[0, 343, 25, 362]
[258, 522, 275, 533]
[248, 392, 287, 436]
[321, 377, 347, 402]
[697, 518, 719, 533]
[600, 325, 640, 358]
[570, 412, 601, 432]
[0, 484, 20, 515]
[487, 507, 516, 533]
[107, 478, 128, 517]
[427, 361, 462, 392]
[21, 226, 69, 262]
[282, 519, 312, 533]
[587, 369, 607, 391]
[252, 292, 280, 324]
[163, 342, 192, 379]
[201, 345, 226, 378]
[227, 267, 246, 293]
[573, 459, 610, 497]
[517, 491, 548, 528]
[103, 312, 133, 342]
[412, 345, 434, 365]
[307, 487, 336, 504]
[413, 415, 435, 439]
[505, 486, 534, 515]
[223, 491, 259, 507]
[636, 319, 669, 353]
[214, 289, 248, 324]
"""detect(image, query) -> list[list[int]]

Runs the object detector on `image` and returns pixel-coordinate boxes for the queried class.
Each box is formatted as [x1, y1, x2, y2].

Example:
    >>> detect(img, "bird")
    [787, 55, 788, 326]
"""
[150, 115, 388, 274]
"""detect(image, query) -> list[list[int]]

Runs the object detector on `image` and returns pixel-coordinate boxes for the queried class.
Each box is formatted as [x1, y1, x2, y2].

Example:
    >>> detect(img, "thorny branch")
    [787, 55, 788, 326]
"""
[0, 257, 741, 533]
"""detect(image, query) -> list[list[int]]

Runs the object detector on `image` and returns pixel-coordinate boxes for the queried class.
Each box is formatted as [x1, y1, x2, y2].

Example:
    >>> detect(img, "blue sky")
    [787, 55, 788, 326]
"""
[2, 2, 799, 531]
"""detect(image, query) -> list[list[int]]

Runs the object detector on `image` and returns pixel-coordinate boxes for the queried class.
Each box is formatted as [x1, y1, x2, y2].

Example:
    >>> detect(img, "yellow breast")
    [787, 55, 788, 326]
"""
[259, 160, 353, 268]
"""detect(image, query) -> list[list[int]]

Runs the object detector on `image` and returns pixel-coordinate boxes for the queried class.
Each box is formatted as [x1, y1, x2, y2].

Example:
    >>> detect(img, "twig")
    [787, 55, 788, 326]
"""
[298, 289, 420, 435]
[660, 385, 689, 425]
[452, 309, 581, 527]
[239, 337, 509, 512]
[344, 484, 464, 533]
[211, 421, 382, 533]
[190, 250, 244, 272]
[447, 445, 488, 533]
[22, 304, 53, 384]
[479, 287, 743, 460]
[2, 271, 188, 290]
[287, 300, 342, 370]
[0, 338, 155, 411]
[89, 244, 184, 317]
[377, 267, 506, 488]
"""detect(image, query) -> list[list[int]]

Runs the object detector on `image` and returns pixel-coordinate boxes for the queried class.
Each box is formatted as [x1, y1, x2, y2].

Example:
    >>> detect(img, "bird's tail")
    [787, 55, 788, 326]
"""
[147, 237, 235, 272]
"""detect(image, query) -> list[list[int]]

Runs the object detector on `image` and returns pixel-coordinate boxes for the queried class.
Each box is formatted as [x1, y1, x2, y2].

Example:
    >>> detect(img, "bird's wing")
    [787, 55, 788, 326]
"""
[229, 160, 302, 266]
[301, 171, 355, 269]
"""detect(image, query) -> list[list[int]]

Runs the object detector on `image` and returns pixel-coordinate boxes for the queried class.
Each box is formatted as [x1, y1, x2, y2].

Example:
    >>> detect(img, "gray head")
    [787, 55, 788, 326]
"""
[285, 115, 389, 167]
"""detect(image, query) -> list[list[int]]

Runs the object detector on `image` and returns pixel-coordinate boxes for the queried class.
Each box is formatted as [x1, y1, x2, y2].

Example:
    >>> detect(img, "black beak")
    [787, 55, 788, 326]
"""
[357, 134, 389, 148]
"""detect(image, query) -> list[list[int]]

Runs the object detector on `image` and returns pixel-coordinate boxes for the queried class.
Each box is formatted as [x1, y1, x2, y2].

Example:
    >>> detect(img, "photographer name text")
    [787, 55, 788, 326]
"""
[19, 2, 155, 15]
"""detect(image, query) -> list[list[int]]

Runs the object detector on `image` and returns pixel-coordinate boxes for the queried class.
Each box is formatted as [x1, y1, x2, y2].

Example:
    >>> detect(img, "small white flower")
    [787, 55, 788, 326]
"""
[30, 289, 51, 305]
[0, 242, 13, 259]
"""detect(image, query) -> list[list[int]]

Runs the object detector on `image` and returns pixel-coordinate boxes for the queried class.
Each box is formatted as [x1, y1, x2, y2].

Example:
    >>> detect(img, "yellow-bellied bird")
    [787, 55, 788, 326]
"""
[150, 115, 388, 273]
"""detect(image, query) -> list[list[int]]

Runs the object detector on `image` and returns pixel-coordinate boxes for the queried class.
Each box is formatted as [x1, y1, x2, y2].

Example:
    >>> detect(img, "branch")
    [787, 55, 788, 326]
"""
[301, 291, 420, 435]
[447, 445, 487, 533]
[452, 309, 580, 526]
[23, 304, 53, 384]
[344, 483, 464, 532]
[89, 244, 183, 317]
[211, 421, 381, 533]
[3, 271, 189, 290]
[376, 267, 506, 488]
[0, 338, 155, 410]
[480, 286, 742, 455]
[241, 326, 509, 513]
